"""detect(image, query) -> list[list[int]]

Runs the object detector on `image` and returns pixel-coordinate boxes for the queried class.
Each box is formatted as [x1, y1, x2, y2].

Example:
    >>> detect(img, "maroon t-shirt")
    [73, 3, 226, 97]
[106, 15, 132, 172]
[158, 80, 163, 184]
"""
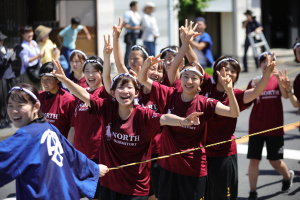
[138, 86, 162, 154]
[161, 72, 171, 86]
[247, 75, 284, 137]
[39, 88, 75, 138]
[89, 96, 162, 196]
[72, 86, 108, 159]
[150, 81, 218, 177]
[74, 76, 90, 90]
[200, 74, 251, 157]
[293, 73, 300, 100]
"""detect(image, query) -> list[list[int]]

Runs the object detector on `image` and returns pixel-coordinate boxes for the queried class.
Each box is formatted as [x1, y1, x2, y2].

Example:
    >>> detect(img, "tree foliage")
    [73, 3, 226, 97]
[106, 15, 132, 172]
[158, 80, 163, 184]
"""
[177, 0, 213, 21]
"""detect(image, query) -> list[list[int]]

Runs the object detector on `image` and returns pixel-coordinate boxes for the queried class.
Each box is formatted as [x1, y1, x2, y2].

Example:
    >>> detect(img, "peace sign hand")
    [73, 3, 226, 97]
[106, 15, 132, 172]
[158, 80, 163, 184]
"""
[51, 58, 67, 82]
[103, 35, 113, 56]
[279, 68, 291, 91]
[113, 17, 126, 39]
[217, 67, 233, 92]
[264, 52, 277, 75]
[179, 19, 202, 43]
[142, 54, 164, 70]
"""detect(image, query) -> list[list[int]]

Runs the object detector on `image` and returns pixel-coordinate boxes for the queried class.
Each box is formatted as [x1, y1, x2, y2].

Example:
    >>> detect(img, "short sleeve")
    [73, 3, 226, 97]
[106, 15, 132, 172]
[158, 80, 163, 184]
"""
[88, 94, 107, 118]
[203, 97, 219, 121]
[150, 81, 175, 113]
[293, 73, 300, 100]
[199, 33, 212, 47]
[142, 108, 163, 137]
[233, 89, 252, 111]
[124, 12, 131, 24]
[59, 26, 68, 37]
[76, 25, 83, 32]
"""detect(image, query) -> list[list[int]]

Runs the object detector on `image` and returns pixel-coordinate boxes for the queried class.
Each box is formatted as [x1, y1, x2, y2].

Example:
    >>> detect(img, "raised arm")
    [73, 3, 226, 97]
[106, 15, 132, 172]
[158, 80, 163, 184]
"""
[160, 112, 203, 126]
[138, 55, 163, 90]
[81, 25, 91, 40]
[279, 69, 299, 108]
[113, 17, 129, 74]
[168, 20, 201, 86]
[103, 35, 113, 94]
[243, 52, 277, 103]
[52, 59, 91, 107]
[214, 68, 240, 118]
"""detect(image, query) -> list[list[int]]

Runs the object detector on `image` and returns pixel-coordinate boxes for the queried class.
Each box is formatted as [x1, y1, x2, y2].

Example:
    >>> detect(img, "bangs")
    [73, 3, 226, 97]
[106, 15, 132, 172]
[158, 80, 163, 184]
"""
[7, 90, 31, 104]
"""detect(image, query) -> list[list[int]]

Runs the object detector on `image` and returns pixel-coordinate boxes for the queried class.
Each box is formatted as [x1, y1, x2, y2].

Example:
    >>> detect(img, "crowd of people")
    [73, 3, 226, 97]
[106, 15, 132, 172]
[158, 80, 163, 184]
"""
[0, 2, 300, 200]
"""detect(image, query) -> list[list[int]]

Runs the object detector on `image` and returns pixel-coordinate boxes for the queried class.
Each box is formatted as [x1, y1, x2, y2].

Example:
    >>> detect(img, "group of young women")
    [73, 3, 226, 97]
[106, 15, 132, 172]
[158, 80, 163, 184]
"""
[0, 18, 299, 200]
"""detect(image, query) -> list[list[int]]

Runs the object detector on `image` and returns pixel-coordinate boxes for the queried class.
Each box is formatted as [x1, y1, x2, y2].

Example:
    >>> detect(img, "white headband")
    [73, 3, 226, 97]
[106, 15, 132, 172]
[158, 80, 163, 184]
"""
[39, 73, 54, 77]
[9, 86, 39, 102]
[111, 73, 138, 89]
[70, 50, 87, 59]
[293, 43, 300, 51]
[131, 45, 149, 58]
[161, 48, 177, 54]
[180, 68, 204, 78]
[83, 59, 103, 67]
[258, 52, 277, 61]
[216, 58, 239, 67]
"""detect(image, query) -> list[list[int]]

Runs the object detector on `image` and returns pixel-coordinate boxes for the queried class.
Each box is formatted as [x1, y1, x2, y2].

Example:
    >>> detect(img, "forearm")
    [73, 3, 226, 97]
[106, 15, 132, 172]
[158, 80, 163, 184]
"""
[103, 54, 112, 93]
[113, 37, 128, 73]
[278, 79, 289, 99]
[138, 64, 152, 90]
[28, 54, 40, 63]
[82, 26, 90, 35]
[226, 90, 240, 118]
[160, 114, 185, 126]
[185, 44, 205, 75]
[287, 91, 299, 108]
[190, 41, 206, 51]
[67, 127, 75, 144]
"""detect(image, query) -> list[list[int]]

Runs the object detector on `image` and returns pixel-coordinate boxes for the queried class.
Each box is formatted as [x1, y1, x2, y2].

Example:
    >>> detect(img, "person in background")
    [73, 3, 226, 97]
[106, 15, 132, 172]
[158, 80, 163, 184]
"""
[242, 9, 263, 72]
[34, 25, 60, 65]
[190, 17, 214, 75]
[141, 2, 159, 56]
[19, 25, 44, 91]
[57, 17, 91, 76]
[0, 31, 17, 128]
[124, 1, 142, 68]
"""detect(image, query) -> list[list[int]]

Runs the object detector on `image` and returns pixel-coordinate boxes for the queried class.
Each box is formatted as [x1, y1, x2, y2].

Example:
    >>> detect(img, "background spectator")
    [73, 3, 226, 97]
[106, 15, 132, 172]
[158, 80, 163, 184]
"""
[141, 2, 159, 56]
[57, 17, 91, 76]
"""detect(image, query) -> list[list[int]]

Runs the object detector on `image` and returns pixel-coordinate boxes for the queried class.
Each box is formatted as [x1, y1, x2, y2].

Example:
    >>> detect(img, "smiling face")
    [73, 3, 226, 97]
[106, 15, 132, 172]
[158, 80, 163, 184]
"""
[41, 75, 60, 94]
[147, 63, 164, 83]
[111, 80, 139, 107]
[129, 50, 144, 73]
[84, 63, 102, 90]
[7, 96, 39, 128]
[70, 54, 84, 74]
[163, 52, 175, 71]
[222, 63, 238, 83]
[22, 30, 34, 42]
[180, 69, 202, 95]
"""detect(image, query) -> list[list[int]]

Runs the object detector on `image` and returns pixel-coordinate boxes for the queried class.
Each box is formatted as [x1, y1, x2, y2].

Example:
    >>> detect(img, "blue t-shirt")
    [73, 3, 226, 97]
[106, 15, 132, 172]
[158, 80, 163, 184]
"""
[193, 32, 214, 68]
[59, 25, 83, 49]
[0, 121, 99, 200]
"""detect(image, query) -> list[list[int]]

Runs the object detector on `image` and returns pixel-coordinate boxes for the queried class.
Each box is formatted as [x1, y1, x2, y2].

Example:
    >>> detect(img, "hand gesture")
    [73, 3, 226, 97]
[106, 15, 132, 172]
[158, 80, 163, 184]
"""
[181, 112, 203, 126]
[141, 54, 163, 70]
[103, 35, 113, 56]
[51, 58, 67, 81]
[278, 68, 291, 91]
[264, 52, 277, 75]
[39, 50, 45, 58]
[113, 17, 125, 39]
[179, 19, 201, 43]
[217, 67, 233, 92]
[98, 164, 109, 177]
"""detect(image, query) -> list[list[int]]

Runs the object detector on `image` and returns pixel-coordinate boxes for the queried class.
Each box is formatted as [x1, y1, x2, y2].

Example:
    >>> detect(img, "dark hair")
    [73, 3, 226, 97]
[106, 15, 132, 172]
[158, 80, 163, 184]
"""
[160, 46, 178, 59]
[71, 17, 81, 25]
[70, 51, 86, 63]
[39, 62, 61, 85]
[293, 38, 300, 63]
[7, 83, 44, 118]
[111, 75, 140, 92]
[19, 25, 33, 35]
[157, 62, 166, 77]
[258, 52, 276, 64]
[130, 1, 138, 7]
[83, 56, 104, 73]
[212, 55, 241, 85]
[181, 62, 204, 80]
[131, 45, 149, 60]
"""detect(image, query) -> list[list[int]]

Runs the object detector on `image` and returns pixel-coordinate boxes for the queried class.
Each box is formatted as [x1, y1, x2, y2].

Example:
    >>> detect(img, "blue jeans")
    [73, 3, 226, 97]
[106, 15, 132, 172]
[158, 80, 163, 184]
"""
[243, 37, 259, 71]
[61, 46, 73, 76]
[144, 41, 155, 56]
